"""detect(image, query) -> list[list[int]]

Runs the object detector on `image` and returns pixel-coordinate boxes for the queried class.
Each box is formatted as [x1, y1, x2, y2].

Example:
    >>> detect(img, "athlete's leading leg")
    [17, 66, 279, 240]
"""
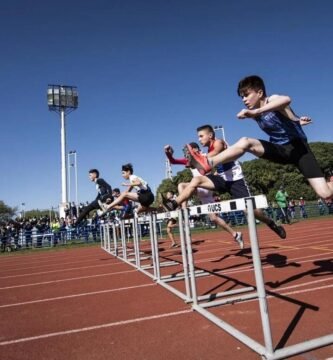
[308, 177, 333, 201]
[104, 192, 139, 212]
[178, 182, 191, 209]
[186, 138, 265, 174]
[163, 176, 216, 210]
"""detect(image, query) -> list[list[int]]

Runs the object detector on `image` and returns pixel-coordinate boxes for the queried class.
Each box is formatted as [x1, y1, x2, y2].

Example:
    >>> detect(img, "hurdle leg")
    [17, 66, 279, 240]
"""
[182, 208, 198, 305]
[151, 213, 161, 280]
[178, 209, 192, 301]
[120, 221, 127, 260]
[112, 223, 118, 257]
[133, 216, 141, 268]
[100, 224, 106, 250]
[246, 197, 274, 356]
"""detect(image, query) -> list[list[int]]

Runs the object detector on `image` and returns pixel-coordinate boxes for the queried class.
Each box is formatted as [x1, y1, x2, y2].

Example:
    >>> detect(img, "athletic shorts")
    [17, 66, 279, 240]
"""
[138, 190, 155, 207]
[206, 175, 251, 199]
[259, 139, 324, 179]
[167, 218, 177, 225]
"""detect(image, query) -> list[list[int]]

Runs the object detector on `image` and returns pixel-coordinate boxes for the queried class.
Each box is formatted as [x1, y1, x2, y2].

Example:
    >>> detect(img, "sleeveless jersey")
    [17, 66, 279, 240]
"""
[129, 174, 151, 193]
[208, 140, 243, 182]
[255, 110, 307, 145]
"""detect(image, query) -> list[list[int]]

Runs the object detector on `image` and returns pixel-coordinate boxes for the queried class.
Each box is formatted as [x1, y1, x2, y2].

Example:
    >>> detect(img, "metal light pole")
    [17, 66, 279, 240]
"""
[213, 125, 226, 141]
[68, 153, 71, 204]
[47, 85, 78, 218]
[68, 150, 78, 207]
[165, 158, 172, 179]
[21, 203, 25, 219]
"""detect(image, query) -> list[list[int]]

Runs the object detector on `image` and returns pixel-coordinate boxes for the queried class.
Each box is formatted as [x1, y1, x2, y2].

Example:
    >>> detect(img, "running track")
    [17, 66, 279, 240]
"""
[0, 218, 332, 360]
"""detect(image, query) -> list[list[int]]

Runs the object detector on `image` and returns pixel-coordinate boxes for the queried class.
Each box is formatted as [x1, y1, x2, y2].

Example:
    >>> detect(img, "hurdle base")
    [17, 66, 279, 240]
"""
[186, 286, 255, 304]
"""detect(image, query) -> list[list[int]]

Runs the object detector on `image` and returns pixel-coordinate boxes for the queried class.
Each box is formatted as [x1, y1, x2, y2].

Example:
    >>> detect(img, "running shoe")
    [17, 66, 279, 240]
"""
[97, 209, 105, 217]
[183, 144, 212, 175]
[234, 232, 244, 249]
[268, 221, 286, 239]
[98, 200, 109, 212]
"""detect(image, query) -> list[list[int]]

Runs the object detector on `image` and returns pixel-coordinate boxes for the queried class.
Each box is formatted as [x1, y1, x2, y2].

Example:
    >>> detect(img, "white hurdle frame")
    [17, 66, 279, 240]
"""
[152, 209, 193, 301]
[182, 196, 333, 360]
[100, 195, 333, 359]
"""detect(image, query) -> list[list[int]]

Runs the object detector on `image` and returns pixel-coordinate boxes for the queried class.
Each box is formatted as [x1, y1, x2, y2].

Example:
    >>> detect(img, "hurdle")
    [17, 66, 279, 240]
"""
[180, 195, 333, 360]
[152, 210, 193, 301]
[100, 214, 176, 280]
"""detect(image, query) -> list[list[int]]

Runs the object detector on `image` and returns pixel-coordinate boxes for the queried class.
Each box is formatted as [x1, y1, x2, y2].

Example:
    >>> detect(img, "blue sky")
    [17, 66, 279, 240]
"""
[1, 0, 332, 212]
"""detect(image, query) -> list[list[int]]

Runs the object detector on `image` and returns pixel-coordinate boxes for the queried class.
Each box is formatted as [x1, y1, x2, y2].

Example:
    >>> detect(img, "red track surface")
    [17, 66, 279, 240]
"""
[0, 218, 332, 360]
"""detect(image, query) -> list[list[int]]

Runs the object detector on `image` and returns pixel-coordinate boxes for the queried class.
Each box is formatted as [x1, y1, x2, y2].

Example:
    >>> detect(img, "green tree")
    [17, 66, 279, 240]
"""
[24, 209, 58, 219]
[155, 168, 193, 205]
[0, 201, 16, 221]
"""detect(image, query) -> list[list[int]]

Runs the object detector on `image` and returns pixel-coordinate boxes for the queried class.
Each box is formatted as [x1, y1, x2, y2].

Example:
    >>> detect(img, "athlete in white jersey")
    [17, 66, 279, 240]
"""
[102, 163, 155, 215]
[164, 143, 243, 249]
[163, 125, 287, 240]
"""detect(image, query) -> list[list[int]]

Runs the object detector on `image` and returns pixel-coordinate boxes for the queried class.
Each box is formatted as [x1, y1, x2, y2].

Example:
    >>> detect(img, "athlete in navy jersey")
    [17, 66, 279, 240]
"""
[185, 76, 333, 202]
[255, 110, 307, 145]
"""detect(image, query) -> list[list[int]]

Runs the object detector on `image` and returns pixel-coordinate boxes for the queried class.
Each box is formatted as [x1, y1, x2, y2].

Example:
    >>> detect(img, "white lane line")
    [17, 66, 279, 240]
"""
[209, 254, 333, 276]
[0, 257, 120, 274]
[0, 309, 191, 346]
[0, 283, 155, 308]
[279, 283, 333, 297]
[268, 277, 333, 292]
[0, 262, 126, 279]
[241, 283, 333, 306]
[0, 269, 136, 290]
[0, 250, 104, 265]
[165, 240, 333, 263]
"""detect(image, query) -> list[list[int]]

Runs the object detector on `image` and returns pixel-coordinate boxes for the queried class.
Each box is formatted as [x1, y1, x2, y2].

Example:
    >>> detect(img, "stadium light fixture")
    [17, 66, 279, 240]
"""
[213, 125, 226, 141]
[47, 85, 78, 218]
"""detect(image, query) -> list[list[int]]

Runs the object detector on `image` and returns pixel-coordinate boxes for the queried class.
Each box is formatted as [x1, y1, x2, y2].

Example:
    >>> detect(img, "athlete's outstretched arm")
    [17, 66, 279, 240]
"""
[237, 94, 291, 119]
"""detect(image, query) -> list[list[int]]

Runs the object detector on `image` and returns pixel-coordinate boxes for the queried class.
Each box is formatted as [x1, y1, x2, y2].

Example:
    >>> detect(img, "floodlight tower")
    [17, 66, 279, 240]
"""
[47, 85, 78, 218]
[213, 125, 226, 141]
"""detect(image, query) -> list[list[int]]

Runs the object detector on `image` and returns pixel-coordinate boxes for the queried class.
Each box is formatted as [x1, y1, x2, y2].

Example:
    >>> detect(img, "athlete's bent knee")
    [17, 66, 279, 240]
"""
[237, 137, 252, 151]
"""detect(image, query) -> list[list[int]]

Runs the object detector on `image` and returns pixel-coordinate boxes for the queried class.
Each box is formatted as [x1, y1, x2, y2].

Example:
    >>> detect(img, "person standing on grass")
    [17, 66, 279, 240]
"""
[161, 191, 179, 248]
[275, 186, 290, 224]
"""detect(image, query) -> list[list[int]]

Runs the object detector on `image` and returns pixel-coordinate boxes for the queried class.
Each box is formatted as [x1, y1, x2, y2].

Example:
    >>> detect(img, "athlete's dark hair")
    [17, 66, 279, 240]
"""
[89, 169, 99, 178]
[237, 75, 267, 97]
[189, 142, 200, 150]
[196, 124, 215, 139]
[122, 163, 133, 174]
[113, 188, 120, 193]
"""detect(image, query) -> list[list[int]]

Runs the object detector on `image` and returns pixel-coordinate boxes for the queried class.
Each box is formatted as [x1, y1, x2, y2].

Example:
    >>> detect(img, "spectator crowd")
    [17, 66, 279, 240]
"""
[1, 195, 332, 253]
